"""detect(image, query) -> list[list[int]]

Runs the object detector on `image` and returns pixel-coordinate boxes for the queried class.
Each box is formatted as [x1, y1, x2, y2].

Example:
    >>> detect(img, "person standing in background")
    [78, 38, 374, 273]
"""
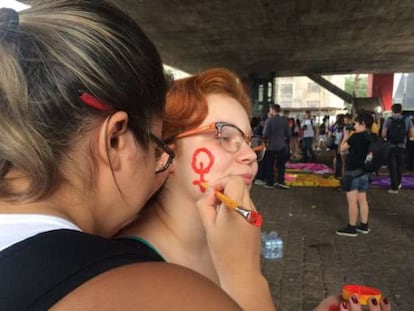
[339, 113, 354, 177]
[328, 114, 345, 178]
[382, 104, 413, 193]
[262, 104, 291, 189]
[336, 113, 373, 237]
[301, 110, 316, 162]
[317, 116, 329, 151]
[406, 117, 414, 173]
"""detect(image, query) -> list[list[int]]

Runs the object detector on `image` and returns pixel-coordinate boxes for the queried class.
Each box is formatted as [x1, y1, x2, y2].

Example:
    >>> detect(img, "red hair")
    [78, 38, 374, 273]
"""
[163, 68, 251, 142]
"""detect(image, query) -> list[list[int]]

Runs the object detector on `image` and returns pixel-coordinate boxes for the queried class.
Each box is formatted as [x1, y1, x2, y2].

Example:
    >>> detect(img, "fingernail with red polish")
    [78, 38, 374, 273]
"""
[351, 296, 359, 304]
[342, 301, 348, 309]
[383, 297, 389, 305]
[328, 304, 340, 311]
[371, 298, 378, 306]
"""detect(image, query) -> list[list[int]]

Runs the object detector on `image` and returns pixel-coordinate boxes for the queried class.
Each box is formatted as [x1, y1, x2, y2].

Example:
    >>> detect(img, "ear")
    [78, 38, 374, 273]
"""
[96, 111, 130, 171]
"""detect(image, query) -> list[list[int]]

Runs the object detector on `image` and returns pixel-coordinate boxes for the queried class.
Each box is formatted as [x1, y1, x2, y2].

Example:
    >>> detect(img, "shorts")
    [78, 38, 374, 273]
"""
[349, 173, 370, 192]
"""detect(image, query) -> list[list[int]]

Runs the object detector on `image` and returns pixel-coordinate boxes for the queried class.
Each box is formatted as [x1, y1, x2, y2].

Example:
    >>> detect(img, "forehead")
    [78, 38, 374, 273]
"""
[202, 94, 250, 128]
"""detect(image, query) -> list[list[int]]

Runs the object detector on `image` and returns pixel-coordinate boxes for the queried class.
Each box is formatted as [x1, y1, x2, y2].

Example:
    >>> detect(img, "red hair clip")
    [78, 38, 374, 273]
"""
[79, 91, 113, 111]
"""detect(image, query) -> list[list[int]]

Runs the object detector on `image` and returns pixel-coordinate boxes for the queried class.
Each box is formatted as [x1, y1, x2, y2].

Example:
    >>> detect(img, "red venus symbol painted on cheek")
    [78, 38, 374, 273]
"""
[191, 148, 214, 192]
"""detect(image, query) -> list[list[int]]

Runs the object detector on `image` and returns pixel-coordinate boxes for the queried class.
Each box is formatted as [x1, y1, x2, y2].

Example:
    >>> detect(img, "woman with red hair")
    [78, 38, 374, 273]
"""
[119, 68, 275, 310]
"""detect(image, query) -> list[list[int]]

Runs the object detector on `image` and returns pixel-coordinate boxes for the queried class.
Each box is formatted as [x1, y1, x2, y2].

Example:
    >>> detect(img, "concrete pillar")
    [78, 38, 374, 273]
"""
[246, 72, 275, 118]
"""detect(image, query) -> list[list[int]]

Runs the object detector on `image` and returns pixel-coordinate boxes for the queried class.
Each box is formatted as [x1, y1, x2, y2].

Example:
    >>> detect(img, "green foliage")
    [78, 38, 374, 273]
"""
[345, 75, 367, 97]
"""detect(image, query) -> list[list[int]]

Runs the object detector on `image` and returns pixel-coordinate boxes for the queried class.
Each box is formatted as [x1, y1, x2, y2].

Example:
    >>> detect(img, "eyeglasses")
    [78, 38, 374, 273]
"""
[176, 122, 266, 161]
[150, 133, 175, 173]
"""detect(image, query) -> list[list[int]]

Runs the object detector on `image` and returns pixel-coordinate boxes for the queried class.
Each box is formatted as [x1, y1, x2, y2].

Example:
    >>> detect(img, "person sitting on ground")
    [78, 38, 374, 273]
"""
[0, 3, 273, 310]
[336, 112, 374, 237]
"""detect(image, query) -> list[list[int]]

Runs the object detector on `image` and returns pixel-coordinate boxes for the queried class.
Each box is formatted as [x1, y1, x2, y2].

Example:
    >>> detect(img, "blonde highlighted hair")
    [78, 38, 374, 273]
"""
[0, 0, 168, 202]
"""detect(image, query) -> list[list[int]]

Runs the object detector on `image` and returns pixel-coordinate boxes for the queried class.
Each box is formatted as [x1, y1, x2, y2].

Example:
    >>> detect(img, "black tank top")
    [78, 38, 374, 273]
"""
[0, 229, 164, 311]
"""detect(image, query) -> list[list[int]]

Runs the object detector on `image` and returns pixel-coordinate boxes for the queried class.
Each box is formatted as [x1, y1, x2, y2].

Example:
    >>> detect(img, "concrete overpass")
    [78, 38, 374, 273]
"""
[112, 0, 414, 78]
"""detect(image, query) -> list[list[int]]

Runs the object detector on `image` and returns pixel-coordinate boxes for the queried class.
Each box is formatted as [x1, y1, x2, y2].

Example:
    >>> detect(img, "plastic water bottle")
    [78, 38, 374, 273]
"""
[261, 231, 283, 259]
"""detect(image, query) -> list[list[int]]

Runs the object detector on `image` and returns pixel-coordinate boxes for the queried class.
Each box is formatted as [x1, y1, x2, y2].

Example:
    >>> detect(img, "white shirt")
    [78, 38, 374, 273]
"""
[303, 119, 314, 137]
[0, 214, 81, 252]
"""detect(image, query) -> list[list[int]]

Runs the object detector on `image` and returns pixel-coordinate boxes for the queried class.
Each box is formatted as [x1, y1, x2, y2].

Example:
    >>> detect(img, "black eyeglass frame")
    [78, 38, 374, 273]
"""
[150, 133, 175, 173]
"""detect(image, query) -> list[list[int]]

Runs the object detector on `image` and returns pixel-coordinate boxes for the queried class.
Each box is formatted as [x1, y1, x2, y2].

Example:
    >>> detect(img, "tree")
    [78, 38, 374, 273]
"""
[345, 75, 367, 97]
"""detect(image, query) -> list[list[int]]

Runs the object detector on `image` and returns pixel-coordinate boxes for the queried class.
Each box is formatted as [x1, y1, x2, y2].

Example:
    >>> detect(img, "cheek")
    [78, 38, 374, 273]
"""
[190, 147, 215, 192]
[252, 161, 258, 176]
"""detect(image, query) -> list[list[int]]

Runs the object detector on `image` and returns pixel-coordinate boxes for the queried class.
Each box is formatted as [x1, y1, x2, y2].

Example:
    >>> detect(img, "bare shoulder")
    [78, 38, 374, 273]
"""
[51, 262, 241, 311]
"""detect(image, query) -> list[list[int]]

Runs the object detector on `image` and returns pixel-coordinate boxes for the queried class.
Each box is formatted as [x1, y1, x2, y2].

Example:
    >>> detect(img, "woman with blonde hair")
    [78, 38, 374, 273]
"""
[0, 2, 270, 310]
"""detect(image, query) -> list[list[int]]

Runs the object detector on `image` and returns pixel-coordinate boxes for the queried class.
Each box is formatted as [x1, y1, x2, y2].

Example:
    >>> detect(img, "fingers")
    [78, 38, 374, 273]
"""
[366, 297, 391, 311]
[195, 175, 261, 274]
[342, 295, 391, 311]
[380, 297, 391, 311]
[214, 176, 257, 212]
[315, 295, 391, 311]
[196, 186, 220, 230]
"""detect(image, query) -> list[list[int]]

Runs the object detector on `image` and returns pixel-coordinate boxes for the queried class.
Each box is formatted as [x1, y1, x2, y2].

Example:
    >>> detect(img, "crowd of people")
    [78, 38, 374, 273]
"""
[0, 1, 393, 310]
[253, 105, 414, 193]
[252, 103, 413, 241]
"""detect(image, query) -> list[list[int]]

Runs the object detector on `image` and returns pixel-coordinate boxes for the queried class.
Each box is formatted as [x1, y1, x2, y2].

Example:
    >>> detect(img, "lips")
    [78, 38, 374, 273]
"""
[239, 174, 254, 185]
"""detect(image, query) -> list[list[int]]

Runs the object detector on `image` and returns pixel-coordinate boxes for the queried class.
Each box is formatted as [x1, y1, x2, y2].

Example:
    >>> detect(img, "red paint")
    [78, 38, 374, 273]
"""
[248, 211, 263, 227]
[342, 284, 382, 305]
[191, 148, 214, 192]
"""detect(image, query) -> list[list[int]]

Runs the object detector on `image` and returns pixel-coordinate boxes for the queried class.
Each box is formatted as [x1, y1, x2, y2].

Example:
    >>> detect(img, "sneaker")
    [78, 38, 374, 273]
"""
[388, 189, 399, 194]
[356, 223, 370, 234]
[263, 184, 273, 189]
[336, 225, 357, 237]
[254, 179, 266, 186]
[275, 183, 290, 189]
[398, 184, 402, 189]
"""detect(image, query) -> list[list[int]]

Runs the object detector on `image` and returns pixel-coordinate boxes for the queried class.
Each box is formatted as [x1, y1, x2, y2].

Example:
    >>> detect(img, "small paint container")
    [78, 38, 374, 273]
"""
[342, 284, 382, 306]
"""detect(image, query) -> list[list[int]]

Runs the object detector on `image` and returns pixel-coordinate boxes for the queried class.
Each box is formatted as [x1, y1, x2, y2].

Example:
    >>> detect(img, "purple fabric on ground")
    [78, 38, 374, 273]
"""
[371, 175, 414, 189]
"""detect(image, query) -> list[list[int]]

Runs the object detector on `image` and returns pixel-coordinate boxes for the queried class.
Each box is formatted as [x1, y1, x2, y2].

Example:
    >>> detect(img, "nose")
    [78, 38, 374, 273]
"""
[239, 140, 258, 164]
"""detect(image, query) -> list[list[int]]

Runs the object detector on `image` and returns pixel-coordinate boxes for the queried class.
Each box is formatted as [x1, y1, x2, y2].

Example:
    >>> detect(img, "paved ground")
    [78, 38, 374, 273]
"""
[253, 181, 414, 311]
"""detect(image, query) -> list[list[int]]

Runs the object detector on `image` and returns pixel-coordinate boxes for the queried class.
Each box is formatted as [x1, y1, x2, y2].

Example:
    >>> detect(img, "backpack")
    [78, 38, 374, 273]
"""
[363, 133, 390, 173]
[387, 117, 406, 144]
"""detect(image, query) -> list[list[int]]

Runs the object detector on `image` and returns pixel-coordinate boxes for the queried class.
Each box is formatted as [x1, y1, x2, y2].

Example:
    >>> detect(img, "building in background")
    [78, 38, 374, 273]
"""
[393, 73, 414, 112]
[274, 75, 347, 121]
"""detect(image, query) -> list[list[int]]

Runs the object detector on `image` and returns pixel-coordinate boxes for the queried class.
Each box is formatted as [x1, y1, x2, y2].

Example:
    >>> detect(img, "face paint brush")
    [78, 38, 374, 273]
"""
[200, 182, 262, 227]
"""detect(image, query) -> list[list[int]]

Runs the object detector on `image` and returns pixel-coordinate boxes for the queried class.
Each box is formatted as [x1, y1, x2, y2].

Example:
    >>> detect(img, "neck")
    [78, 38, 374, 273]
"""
[0, 171, 99, 236]
[119, 185, 219, 284]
